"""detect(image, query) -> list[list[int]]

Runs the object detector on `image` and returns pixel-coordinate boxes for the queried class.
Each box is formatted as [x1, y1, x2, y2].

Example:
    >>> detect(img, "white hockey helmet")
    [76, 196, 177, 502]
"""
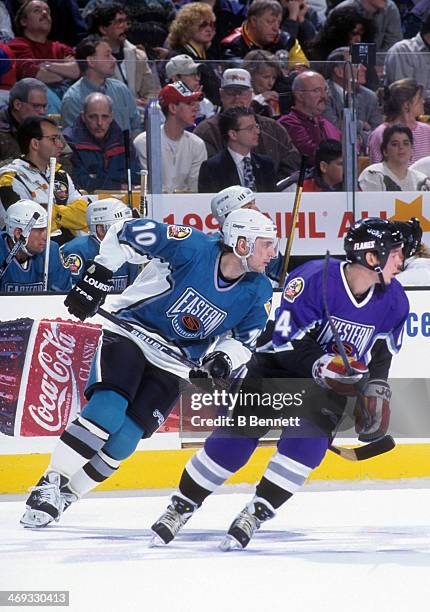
[6, 200, 47, 237]
[86, 198, 132, 237]
[210, 185, 255, 225]
[222, 208, 278, 271]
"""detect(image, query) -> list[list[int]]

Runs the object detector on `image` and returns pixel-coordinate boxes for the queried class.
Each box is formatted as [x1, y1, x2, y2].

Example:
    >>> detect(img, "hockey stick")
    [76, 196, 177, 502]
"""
[97, 307, 230, 391]
[139, 170, 148, 217]
[123, 129, 133, 210]
[43, 156, 56, 291]
[0, 212, 40, 280]
[322, 251, 395, 461]
[279, 154, 308, 286]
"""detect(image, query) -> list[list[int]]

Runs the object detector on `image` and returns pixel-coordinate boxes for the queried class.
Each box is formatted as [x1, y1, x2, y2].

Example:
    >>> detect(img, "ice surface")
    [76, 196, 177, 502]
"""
[1, 485, 429, 612]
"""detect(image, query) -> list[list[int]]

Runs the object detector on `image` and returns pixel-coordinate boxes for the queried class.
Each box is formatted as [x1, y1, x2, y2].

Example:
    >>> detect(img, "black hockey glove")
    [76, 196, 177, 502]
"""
[189, 351, 232, 389]
[64, 260, 113, 321]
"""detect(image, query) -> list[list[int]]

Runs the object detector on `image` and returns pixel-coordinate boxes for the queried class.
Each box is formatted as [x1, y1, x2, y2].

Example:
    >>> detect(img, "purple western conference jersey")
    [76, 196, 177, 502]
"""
[272, 258, 409, 364]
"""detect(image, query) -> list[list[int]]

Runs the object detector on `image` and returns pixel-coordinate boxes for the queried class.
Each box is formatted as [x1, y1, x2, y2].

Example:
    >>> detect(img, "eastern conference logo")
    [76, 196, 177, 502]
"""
[188, 389, 303, 429]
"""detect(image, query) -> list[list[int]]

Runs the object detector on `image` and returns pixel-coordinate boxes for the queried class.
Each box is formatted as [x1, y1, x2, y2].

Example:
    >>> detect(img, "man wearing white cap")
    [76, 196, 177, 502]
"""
[165, 54, 216, 121]
[194, 67, 301, 181]
[133, 82, 207, 193]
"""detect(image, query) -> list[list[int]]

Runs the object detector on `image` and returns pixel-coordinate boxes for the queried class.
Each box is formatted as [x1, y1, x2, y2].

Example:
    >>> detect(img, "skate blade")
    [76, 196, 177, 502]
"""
[149, 532, 168, 547]
[20, 509, 55, 528]
[219, 535, 243, 552]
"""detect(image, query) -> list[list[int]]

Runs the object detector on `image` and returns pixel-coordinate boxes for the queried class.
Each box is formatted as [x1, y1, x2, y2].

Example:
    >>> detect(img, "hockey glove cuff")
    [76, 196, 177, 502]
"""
[64, 260, 113, 321]
[355, 379, 391, 443]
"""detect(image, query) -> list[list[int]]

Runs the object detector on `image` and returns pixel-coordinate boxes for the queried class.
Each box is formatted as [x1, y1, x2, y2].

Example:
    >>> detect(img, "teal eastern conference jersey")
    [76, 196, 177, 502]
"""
[96, 219, 273, 379]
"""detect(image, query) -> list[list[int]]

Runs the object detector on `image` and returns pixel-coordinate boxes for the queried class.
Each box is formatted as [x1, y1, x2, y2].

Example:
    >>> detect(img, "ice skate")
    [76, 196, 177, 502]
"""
[150, 494, 197, 546]
[60, 484, 79, 514]
[20, 472, 65, 528]
[220, 497, 275, 551]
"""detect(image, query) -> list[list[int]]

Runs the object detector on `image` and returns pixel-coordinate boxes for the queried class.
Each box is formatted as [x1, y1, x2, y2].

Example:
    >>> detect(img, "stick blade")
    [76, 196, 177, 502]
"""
[354, 435, 395, 461]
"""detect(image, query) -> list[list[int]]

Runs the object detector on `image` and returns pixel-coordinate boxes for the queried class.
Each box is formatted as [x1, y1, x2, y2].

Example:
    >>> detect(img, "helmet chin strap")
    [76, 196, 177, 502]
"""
[374, 265, 385, 289]
[233, 238, 255, 273]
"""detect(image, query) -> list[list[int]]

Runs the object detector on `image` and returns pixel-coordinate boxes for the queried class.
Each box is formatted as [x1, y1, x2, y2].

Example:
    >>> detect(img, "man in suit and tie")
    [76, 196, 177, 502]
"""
[198, 106, 277, 193]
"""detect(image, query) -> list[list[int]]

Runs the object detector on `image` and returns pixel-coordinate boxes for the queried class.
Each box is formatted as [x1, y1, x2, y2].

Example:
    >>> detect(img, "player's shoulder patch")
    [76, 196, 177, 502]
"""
[264, 298, 272, 317]
[283, 276, 305, 303]
[0, 171, 16, 187]
[62, 253, 83, 274]
[167, 224, 192, 240]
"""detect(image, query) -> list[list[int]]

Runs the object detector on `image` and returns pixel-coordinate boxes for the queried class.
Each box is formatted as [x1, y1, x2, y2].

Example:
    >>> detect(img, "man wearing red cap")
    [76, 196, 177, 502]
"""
[133, 82, 207, 193]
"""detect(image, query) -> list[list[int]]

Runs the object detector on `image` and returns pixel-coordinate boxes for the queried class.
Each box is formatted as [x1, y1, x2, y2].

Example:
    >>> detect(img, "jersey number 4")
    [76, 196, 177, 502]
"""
[274, 310, 291, 338]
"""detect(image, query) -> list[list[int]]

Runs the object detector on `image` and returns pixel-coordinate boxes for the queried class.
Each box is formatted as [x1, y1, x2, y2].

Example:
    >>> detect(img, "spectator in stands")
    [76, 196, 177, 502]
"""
[384, 13, 430, 105]
[396, 219, 430, 286]
[367, 79, 430, 165]
[165, 54, 215, 121]
[6, 0, 87, 47]
[0, 41, 14, 100]
[9, 0, 79, 98]
[329, 0, 402, 53]
[87, 3, 160, 108]
[242, 50, 283, 118]
[280, 138, 343, 191]
[63, 92, 141, 193]
[0, 1, 13, 42]
[0, 116, 89, 242]
[279, 0, 318, 49]
[305, 5, 374, 63]
[0, 77, 47, 162]
[61, 198, 138, 292]
[166, 3, 220, 106]
[194, 67, 301, 181]
[0, 199, 72, 293]
[61, 35, 142, 133]
[278, 70, 341, 165]
[198, 106, 277, 192]
[323, 47, 382, 153]
[134, 82, 207, 193]
[359, 125, 430, 191]
[221, 0, 308, 67]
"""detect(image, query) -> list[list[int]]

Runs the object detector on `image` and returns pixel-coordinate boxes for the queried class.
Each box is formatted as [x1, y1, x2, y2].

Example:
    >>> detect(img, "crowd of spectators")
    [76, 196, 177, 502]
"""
[0, 0, 430, 293]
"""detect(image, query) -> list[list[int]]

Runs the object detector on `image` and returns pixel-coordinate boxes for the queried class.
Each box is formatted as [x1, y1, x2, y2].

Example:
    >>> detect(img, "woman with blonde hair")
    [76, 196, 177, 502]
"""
[367, 79, 430, 165]
[166, 2, 220, 105]
[242, 50, 283, 117]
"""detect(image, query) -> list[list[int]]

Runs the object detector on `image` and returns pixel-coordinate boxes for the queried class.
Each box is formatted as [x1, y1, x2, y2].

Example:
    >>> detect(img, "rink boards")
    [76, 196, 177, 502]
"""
[1, 289, 430, 493]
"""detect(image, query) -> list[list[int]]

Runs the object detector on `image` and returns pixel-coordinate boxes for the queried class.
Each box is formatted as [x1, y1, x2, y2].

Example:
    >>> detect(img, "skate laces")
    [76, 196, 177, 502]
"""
[158, 497, 195, 534]
[232, 508, 260, 537]
[28, 482, 58, 504]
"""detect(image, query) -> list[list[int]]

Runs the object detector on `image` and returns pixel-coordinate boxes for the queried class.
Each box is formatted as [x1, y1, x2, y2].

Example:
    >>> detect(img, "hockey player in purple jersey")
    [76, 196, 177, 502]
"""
[151, 217, 410, 549]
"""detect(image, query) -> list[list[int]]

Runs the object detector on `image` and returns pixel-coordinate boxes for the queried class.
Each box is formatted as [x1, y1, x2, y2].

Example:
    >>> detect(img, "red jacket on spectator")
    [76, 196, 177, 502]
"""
[8, 37, 73, 80]
[278, 107, 341, 165]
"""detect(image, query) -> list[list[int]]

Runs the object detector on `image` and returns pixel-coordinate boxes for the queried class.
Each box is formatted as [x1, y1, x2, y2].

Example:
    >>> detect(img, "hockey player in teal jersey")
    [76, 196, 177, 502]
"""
[20, 208, 277, 528]
[0, 200, 71, 293]
[61, 198, 138, 292]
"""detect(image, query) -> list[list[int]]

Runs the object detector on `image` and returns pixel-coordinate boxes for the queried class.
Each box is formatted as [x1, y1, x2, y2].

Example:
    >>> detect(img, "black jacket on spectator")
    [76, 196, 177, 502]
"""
[198, 148, 277, 193]
[221, 27, 297, 62]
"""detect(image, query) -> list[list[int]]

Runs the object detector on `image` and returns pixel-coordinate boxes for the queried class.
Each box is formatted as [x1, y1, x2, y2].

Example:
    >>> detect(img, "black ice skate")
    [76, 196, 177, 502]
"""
[150, 494, 197, 545]
[20, 472, 66, 528]
[220, 497, 275, 551]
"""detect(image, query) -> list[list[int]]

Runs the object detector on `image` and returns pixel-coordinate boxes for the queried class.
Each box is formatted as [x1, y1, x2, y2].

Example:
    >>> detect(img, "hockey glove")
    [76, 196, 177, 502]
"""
[312, 353, 369, 396]
[354, 379, 391, 443]
[189, 351, 232, 389]
[64, 260, 113, 321]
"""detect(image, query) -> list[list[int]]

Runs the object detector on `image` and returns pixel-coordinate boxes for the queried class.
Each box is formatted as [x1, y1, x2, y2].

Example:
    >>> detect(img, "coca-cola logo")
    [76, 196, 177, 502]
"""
[28, 324, 76, 432]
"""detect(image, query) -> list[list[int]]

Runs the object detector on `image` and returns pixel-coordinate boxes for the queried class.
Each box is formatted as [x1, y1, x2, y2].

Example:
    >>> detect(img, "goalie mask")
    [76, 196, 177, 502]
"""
[222, 208, 278, 272]
[344, 217, 404, 275]
[86, 198, 132, 240]
[211, 186, 255, 225]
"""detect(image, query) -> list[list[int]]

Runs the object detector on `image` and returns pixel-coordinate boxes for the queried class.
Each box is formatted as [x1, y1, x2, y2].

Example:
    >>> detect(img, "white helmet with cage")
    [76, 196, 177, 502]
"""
[6, 200, 47, 237]
[211, 185, 255, 225]
[86, 198, 132, 238]
[222, 208, 278, 271]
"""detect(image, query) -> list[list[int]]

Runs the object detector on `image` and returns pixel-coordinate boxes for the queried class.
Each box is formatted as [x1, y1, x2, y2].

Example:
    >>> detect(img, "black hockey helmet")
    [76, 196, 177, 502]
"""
[344, 217, 404, 272]
[391, 217, 422, 260]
